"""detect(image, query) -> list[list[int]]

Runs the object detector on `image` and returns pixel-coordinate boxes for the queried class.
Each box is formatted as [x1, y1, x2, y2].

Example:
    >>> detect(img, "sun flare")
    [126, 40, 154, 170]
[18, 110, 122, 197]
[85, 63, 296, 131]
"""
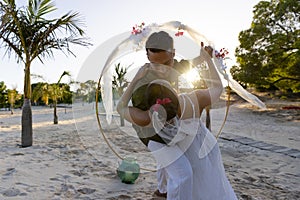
[181, 68, 200, 88]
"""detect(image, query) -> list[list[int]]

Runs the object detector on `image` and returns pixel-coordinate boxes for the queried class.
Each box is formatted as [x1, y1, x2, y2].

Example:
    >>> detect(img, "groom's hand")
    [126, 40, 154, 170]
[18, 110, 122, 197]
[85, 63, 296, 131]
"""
[201, 42, 213, 58]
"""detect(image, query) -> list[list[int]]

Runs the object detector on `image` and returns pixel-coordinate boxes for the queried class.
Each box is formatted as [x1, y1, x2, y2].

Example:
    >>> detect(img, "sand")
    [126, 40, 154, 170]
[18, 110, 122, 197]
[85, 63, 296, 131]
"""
[0, 97, 299, 200]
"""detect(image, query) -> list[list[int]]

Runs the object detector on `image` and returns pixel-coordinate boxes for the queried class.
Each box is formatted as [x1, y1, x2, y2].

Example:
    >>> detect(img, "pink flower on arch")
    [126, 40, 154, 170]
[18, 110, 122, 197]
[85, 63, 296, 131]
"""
[131, 22, 145, 35]
[175, 31, 184, 36]
[215, 48, 229, 59]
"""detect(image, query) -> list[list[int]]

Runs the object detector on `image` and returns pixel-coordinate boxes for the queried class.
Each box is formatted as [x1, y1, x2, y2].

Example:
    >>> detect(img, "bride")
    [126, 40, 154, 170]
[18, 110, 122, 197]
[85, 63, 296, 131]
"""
[144, 78, 238, 200]
[117, 46, 238, 199]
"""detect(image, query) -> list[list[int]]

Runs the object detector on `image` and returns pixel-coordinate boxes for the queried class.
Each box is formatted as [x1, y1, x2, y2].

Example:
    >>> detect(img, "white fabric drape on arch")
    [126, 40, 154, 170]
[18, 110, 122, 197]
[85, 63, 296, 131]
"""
[100, 21, 266, 124]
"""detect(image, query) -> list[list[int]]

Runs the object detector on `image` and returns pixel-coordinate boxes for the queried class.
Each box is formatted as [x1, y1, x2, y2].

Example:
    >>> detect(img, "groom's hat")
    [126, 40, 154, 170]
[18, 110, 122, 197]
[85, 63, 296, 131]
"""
[145, 31, 174, 52]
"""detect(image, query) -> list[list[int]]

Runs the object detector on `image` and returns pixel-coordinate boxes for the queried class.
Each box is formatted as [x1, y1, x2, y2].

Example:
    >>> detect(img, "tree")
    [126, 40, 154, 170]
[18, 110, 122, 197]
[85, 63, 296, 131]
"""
[32, 82, 49, 105]
[112, 63, 130, 126]
[31, 74, 50, 105]
[7, 87, 18, 114]
[233, 0, 300, 93]
[0, 0, 91, 147]
[0, 81, 7, 108]
[84, 80, 97, 103]
[31, 71, 71, 124]
[73, 80, 97, 104]
[50, 71, 70, 124]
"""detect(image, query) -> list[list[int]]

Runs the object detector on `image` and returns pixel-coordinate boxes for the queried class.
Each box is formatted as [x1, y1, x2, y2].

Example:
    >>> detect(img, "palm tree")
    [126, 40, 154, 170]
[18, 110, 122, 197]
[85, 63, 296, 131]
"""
[7, 88, 17, 114]
[0, 81, 7, 108]
[50, 71, 70, 124]
[84, 80, 97, 103]
[0, 0, 91, 147]
[32, 71, 71, 124]
[32, 82, 45, 105]
[112, 63, 131, 126]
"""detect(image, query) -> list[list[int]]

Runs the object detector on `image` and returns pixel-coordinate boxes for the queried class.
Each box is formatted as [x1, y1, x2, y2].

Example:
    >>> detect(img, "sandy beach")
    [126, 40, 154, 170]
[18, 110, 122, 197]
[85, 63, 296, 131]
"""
[0, 96, 299, 200]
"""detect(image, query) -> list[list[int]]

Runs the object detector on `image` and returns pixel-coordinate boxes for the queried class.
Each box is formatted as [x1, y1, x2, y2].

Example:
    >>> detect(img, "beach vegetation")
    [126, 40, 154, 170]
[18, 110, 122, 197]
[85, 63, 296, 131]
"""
[112, 62, 130, 126]
[0, 0, 91, 147]
[233, 0, 300, 94]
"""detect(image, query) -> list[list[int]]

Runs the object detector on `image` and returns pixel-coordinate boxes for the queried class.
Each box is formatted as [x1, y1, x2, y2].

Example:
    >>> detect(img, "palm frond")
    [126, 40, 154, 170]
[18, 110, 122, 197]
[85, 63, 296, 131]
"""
[0, 1, 24, 62]
[2, 0, 16, 9]
[57, 70, 71, 84]
[1, 0, 91, 64]
[29, 11, 91, 61]
[28, 0, 56, 22]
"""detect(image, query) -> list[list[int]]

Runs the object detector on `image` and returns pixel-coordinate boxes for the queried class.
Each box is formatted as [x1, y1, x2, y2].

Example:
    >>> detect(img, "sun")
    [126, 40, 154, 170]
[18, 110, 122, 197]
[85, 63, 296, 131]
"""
[181, 68, 200, 88]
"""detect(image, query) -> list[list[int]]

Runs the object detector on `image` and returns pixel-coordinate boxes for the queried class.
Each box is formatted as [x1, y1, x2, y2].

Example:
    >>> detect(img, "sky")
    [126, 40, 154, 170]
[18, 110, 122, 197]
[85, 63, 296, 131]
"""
[0, 0, 262, 92]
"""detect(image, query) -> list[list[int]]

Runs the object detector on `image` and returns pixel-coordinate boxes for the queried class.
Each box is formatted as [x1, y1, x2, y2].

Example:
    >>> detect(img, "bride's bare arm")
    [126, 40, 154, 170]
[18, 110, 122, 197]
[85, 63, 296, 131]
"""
[116, 64, 151, 126]
[193, 46, 223, 108]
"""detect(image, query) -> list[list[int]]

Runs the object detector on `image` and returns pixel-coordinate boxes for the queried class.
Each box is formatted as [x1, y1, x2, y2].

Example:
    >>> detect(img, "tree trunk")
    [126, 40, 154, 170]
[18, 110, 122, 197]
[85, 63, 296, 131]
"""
[21, 62, 33, 147]
[205, 106, 211, 131]
[10, 105, 14, 115]
[54, 101, 58, 124]
[120, 116, 125, 127]
[21, 98, 32, 147]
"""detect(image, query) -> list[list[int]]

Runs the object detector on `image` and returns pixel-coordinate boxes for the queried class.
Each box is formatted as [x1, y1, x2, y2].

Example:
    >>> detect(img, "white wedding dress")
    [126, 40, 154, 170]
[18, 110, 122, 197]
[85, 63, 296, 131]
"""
[156, 94, 238, 200]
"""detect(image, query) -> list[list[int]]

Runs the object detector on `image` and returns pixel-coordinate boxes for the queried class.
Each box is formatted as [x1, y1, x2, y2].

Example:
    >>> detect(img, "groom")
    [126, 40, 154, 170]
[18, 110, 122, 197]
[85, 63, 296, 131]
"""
[131, 31, 213, 146]
[130, 31, 191, 197]
[131, 31, 191, 146]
